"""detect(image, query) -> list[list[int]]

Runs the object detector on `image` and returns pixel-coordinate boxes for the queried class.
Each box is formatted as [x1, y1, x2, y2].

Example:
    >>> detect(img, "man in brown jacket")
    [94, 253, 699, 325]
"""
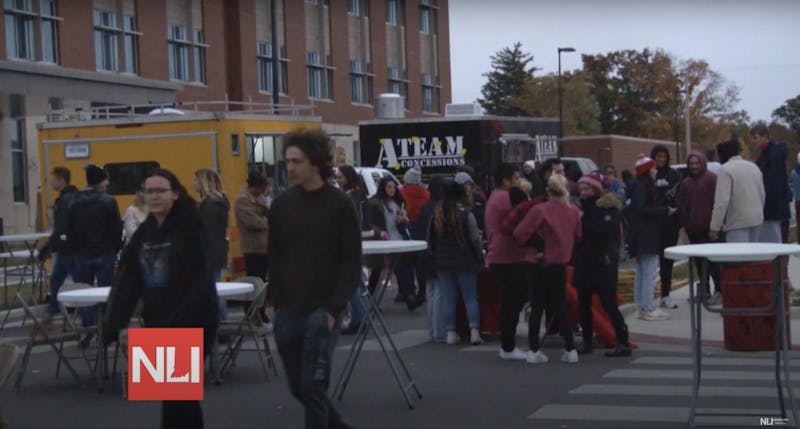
[235, 171, 270, 322]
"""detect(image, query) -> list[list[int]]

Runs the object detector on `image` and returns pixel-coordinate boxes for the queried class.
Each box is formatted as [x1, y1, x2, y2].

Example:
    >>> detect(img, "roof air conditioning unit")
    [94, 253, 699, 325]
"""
[445, 103, 484, 117]
[376, 93, 405, 119]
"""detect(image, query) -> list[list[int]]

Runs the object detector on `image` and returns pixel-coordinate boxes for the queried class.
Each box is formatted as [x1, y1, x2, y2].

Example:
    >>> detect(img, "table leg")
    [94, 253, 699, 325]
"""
[687, 257, 700, 429]
[774, 257, 798, 425]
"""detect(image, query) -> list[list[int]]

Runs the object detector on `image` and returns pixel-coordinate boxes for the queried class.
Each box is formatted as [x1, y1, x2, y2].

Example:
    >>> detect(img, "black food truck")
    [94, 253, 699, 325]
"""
[359, 115, 559, 191]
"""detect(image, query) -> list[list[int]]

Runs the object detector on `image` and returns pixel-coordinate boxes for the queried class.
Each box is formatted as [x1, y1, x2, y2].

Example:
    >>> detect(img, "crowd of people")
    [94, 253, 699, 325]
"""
[35, 124, 794, 428]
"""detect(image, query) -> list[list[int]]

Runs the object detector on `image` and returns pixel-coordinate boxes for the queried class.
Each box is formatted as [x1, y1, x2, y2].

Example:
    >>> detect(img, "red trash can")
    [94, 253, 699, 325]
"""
[721, 261, 791, 351]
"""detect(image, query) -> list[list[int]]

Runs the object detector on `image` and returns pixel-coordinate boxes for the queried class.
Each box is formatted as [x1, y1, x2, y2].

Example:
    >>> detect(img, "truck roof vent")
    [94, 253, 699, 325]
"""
[445, 103, 484, 117]
[376, 93, 405, 119]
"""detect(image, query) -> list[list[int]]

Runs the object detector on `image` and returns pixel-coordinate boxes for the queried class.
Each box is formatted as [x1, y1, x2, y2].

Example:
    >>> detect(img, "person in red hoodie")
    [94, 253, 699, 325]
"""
[513, 174, 582, 364]
[678, 150, 721, 301]
[402, 166, 431, 308]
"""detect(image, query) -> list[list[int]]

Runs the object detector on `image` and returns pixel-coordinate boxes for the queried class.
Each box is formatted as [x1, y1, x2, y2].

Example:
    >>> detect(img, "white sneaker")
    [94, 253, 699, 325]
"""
[641, 308, 671, 321]
[660, 296, 678, 309]
[470, 328, 484, 345]
[498, 348, 528, 361]
[637, 310, 647, 320]
[446, 331, 460, 345]
[526, 350, 549, 364]
[706, 292, 722, 306]
[561, 349, 579, 363]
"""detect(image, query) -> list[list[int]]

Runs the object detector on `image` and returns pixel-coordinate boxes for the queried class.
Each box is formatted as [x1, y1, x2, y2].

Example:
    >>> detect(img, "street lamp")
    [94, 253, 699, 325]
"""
[557, 47, 576, 154]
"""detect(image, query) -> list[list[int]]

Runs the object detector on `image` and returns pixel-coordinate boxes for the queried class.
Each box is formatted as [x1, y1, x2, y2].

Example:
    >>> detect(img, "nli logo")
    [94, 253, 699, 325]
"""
[127, 328, 204, 401]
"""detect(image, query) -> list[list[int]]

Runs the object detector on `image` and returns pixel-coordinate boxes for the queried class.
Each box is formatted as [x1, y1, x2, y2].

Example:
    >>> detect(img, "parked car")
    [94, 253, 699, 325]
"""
[529, 157, 599, 181]
[355, 167, 400, 197]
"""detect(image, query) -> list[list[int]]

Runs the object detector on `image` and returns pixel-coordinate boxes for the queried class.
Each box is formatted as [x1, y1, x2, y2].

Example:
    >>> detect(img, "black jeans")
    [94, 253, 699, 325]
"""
[577, 278, 629, 347]
[161, 329, 215, 429]
[659, 222, 680, 298]
[244, 253, 268, 280]
[527, 264, 574, 352]
[491, 263, 528, 352]
[687, 233, 723, 296]
[367, 254, 415, 299]
[274, 308, 348, 429]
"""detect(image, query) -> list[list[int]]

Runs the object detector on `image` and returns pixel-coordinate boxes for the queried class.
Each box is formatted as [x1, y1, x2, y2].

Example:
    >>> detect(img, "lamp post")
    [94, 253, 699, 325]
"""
[557, 47, 575, 156]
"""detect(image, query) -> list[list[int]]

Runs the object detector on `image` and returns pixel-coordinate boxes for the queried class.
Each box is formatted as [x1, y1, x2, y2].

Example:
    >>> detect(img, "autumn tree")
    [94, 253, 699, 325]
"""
[513, 70, 601, 136]
[478, 42, 539, 116]
[772, 94, 800, 135]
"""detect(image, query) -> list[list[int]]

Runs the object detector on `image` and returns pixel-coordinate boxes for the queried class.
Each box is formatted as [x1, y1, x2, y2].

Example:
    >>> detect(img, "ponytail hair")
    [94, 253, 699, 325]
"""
[546, 174, 568, 200]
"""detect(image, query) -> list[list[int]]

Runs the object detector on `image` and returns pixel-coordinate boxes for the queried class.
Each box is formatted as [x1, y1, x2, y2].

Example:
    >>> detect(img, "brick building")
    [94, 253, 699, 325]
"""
[0, 0, 451, 233]
[563, 135, 678, 176]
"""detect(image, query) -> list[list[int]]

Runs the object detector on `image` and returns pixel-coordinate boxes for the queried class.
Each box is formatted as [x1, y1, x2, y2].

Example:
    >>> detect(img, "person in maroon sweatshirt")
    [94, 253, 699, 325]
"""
[513, 174, 582, 364]
[678, 150, 721, 300]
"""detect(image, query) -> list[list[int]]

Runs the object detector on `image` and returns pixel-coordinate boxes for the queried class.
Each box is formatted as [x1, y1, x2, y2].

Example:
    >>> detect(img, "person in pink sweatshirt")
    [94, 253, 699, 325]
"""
[513, 174, 582, 364]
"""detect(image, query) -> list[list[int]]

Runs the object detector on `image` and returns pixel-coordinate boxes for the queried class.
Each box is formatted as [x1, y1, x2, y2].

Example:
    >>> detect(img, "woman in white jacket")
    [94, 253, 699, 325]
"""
[122, 189, 147, 240]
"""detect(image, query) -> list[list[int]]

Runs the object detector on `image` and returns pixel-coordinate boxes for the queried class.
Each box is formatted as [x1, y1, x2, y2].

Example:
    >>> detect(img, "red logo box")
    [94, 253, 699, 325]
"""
[127, 328, 204, 401]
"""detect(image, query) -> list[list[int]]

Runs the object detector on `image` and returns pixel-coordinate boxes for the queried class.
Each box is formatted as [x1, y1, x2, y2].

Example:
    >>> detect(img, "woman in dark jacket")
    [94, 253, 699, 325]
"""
[627, 155, 675, 321]
[104, 169, 219, 429]
[573, 172, 631, 357]
[430, 180, 485, 346]
[418, 177, 446, 342]
[194, 169, 230, 280]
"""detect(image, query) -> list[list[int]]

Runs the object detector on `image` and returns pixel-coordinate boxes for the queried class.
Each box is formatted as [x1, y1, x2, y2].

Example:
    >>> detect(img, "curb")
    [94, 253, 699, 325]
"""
[618, 278, 690, 318]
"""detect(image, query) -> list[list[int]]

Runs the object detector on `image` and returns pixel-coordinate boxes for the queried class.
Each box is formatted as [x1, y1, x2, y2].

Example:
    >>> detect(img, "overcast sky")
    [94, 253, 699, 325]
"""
[448, 0, 800, 123]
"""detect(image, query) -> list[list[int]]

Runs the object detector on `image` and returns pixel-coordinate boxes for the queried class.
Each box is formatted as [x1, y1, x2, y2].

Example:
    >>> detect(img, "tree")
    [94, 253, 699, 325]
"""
[478, 42, 539, 116]
[513, 70, 601, 136]
[772, 94, 800, 135]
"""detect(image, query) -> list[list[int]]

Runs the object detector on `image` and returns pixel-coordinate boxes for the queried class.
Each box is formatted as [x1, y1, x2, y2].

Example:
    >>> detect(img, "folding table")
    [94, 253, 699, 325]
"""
[333, 240, 426, 409]
[0, 232, 49, 330]
[665, 242, 800, 428]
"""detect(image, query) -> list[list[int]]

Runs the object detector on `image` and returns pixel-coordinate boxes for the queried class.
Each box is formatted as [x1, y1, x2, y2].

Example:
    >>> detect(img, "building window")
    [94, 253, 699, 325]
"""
[4, 0, 59, 62]
[306, 51, 333, 100]
[419, 2, 435, 34]
[167, 0, 206, 83]
[257, 42, 287, 94]
[9, 94, 27, 203]
[94, 10, 119, 71]
[305, 0, 328, 4]
[422, 73, 439, 113]
[350, 60, 372, 105]
[388, 67, 408, 108]
[386, 0, 403, 25]
[348, 0, 366, 16]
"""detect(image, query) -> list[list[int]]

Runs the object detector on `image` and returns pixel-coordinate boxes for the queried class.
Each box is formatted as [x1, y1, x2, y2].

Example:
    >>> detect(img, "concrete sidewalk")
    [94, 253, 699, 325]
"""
[625, 255, 800, 350]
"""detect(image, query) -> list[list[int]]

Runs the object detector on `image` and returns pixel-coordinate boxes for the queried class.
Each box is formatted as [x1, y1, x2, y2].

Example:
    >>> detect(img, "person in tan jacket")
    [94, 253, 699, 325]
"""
[709, 139, 765, 243]
[235, 171, 270, 322]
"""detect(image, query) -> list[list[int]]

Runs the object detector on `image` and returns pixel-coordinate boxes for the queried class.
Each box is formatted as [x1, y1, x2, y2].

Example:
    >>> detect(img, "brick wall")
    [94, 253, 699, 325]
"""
[58, 0, 94, 70]
[138, 0, 169, 81]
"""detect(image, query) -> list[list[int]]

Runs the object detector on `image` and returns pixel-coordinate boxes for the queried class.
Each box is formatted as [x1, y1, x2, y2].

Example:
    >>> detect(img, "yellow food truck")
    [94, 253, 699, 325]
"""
[37, 102, 321, 278]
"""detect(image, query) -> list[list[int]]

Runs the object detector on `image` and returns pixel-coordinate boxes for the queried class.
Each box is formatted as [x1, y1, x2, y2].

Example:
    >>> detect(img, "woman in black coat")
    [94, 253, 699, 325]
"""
[627, 155, 676, 321]
[194, 169, 230, 281]
[104, 169, 219, 429]
[573, 172, 631, 357]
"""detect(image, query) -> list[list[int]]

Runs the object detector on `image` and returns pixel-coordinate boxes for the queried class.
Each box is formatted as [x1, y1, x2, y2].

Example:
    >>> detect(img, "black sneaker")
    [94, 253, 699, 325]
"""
[576, 343, 593, 355]
[406, 296, 424, 312]
[604, 344, 632, 357]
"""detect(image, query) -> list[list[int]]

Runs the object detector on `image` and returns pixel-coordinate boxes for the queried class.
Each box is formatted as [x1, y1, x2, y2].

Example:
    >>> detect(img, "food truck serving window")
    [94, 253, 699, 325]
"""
[104, 161, 161, 195]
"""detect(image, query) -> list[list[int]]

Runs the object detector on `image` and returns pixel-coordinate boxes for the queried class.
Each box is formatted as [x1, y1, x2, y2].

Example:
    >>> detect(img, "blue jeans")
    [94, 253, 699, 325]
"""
[438, 270, 479, 331]
[425, 278, 446, 341]
[73, 253, 116, 327]
[48, 253, 75, 315]
[348, 281, 368, 328]
[634, 255, 659, 312]
[274, 308, 348, 428]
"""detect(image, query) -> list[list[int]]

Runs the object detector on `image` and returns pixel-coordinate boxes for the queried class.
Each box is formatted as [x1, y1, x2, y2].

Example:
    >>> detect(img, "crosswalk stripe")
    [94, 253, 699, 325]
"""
[571, 384, 789, 398]
[529, 404, 780, 425]
[604, 368, 800, 382]
[633, 356, 800, 367]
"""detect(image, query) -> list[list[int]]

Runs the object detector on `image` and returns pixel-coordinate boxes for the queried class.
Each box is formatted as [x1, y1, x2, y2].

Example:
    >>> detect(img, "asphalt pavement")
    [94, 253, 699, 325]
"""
[2, 261, 800, 429]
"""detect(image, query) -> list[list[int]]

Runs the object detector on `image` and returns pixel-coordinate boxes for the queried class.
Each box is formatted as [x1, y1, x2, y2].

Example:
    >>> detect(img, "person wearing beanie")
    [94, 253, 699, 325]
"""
[649, 145, 682, 309]
[400, 166, 430, 310]
[234, 170, 271, 323]
[65, 164, 122, 337]
[791, 152, 800, 244]
[626, 154, 674, 321]
[574, 172, 631, 357]
[454, 171, 473, 185]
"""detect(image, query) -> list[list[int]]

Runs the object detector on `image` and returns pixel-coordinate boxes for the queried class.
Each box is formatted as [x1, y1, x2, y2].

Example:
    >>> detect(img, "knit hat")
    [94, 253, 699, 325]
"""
[403, 166, 422, 185]
[578, 171, 604, 192]
[523, 160, 536, 170]
[454, 172, 473, 185]
[634, 154, 655, 176]
[85, 164, 108, 186]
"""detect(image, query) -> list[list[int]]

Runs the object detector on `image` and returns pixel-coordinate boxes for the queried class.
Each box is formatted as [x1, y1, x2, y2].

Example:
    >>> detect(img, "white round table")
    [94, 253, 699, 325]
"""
[57, 282, 255, 305]
[0, 232, 51, 244]
[664, 242, 800, 427]
[362, 240, 427, 255]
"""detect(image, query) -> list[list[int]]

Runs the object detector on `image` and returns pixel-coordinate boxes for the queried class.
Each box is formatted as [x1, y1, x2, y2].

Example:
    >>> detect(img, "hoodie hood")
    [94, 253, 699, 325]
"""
[650, 144, 671, 166]
[686, 150, 708, 177]
[596, 192, 623, 211]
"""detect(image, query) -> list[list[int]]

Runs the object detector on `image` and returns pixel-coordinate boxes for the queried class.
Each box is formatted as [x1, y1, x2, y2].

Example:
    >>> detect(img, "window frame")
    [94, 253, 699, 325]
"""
[257, 42, 288, 94]
[306, 51, 334, 101]
[4, 0, 61, 63]
[350, 59, 373, 105]
[9, 94, 27, 203]
[421, 73, 440, 113]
